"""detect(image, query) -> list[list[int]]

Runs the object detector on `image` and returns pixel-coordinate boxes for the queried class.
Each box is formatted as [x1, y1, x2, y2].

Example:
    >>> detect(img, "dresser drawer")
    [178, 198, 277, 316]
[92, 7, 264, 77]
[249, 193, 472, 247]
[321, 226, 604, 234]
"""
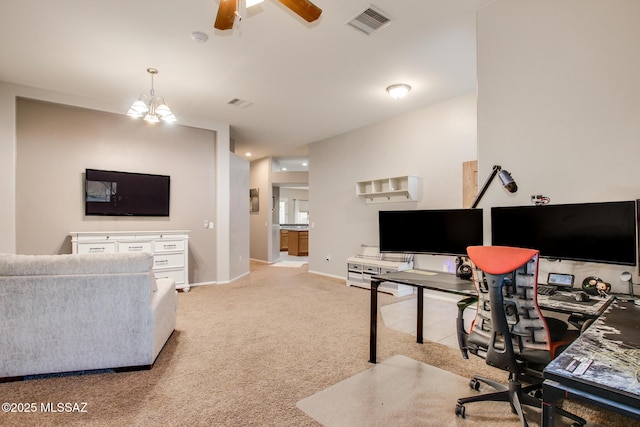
[154, 268, 185, 285]
[153, 253, 184, 269]
[76, 234, 135, 242]
[348, 271, 363, 282]
[363, 265, 380, 274]
[118, 241, 152, 253]
[154, 240, 185, 253]
[348, 263, 363, 272]
[77, 242, 117, 254]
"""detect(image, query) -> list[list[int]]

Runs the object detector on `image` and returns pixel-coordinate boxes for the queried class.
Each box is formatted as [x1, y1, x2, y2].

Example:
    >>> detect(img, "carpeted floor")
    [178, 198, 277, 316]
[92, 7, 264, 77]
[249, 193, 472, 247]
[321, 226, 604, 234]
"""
[0, 262, 637, 426]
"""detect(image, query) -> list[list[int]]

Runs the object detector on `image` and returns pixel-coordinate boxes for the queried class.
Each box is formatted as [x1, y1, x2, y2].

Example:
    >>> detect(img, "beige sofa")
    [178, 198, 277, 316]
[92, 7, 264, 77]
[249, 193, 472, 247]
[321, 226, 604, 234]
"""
[0, 252, 177, 379]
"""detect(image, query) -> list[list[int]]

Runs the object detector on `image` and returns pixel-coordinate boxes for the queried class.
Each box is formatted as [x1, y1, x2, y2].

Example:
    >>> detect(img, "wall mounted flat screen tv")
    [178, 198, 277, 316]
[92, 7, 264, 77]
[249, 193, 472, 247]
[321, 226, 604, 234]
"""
[85, 168, 170, 217]
[491, 200, 637, 266]
[379, 209, 484, 256]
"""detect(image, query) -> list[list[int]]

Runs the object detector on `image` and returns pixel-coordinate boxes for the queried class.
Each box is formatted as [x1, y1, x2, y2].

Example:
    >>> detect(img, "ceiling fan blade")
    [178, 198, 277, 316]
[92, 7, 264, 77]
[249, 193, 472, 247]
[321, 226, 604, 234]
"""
[214, 0, 237, 30]
[277, 0, 322, 23]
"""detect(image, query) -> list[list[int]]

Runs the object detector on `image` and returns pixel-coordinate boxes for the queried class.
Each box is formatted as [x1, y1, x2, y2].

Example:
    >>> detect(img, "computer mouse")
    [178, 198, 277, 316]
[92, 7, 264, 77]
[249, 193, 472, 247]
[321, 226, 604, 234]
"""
[575, 291, 590, 302]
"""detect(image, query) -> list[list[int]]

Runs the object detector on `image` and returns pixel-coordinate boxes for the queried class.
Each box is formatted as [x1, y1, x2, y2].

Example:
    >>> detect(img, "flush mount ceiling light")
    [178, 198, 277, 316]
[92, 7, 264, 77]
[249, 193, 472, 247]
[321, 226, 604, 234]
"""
[127, 68, 176, 124]
[190, 31, 209, 43]
[386, 83, 411, 99]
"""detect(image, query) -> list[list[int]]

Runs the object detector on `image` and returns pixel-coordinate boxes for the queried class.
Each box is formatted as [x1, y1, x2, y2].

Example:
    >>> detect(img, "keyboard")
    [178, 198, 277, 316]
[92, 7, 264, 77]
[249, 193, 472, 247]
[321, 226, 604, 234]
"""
[537, 285, 557, 296]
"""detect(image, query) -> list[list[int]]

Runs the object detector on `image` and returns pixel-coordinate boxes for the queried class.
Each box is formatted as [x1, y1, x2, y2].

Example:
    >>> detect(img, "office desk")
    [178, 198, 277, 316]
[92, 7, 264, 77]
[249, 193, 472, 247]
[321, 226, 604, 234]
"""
[369, 270, 613, 364]
[369, 270, 474, 363]
[542, 300, 640, 426]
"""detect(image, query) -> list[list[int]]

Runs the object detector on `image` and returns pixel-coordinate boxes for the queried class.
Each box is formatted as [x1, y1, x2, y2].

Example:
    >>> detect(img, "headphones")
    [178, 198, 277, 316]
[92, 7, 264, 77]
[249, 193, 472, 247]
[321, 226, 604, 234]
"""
[456, 263, 473, 280]
[455, 256, 473, 280]
[457, 263, 473, 280]
[582, 276, 611, 296]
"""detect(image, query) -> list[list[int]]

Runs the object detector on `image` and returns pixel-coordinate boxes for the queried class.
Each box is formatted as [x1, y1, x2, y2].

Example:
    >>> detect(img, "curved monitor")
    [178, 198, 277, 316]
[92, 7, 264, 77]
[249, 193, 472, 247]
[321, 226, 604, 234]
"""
[379, 209, 484, 256]
[491, 201, 637, 266]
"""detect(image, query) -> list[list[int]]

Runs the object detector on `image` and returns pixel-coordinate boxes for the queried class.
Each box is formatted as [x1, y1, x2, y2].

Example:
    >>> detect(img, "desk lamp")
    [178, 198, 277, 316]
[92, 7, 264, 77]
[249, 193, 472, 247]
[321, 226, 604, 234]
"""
[621, 271, 636, 301]
[471, 165, 517, 208]
[456, 165, 517, 278]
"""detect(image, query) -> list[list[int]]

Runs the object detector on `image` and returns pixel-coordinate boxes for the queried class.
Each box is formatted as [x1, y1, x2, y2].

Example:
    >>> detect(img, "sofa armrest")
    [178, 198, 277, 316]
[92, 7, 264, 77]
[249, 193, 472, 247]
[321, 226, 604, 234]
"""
[150, 278, 177, 361]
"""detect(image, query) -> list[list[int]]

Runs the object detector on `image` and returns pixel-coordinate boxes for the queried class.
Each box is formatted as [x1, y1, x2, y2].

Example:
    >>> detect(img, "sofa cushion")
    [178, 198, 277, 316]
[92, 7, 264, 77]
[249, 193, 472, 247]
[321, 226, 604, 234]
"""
[0, 252, 154, 277]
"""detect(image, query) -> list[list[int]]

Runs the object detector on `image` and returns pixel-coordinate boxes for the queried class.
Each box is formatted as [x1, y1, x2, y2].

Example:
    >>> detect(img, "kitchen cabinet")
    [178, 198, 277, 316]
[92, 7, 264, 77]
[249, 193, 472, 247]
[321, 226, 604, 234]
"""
[280, 229, 289, 251]
[288, 229, 308, 256]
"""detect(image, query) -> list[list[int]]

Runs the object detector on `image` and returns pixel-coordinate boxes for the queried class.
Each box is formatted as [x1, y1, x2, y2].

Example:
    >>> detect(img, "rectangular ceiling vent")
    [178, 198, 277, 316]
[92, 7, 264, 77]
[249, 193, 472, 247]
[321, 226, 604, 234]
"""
[346, 5, 392, 35]
[227, 98, 253, 109]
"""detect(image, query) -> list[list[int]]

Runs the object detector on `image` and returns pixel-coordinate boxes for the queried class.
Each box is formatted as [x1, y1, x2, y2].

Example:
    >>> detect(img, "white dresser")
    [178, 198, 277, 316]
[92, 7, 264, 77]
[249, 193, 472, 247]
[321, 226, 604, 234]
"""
[70, 230, 190, 292]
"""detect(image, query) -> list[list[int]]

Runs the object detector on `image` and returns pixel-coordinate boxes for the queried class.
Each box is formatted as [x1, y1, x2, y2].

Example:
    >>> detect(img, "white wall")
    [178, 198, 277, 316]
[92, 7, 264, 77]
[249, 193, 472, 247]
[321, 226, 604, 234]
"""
[229, 153, 250, 280]
[279, 188, 309, 224]
[309, 93, 478, 278]
[477, 0, 640, 292]
[0, 84, 16, 253]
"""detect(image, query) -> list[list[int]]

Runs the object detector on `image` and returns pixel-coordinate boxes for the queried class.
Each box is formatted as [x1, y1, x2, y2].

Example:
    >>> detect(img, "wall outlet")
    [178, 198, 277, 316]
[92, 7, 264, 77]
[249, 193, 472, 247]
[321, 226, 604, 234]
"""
[204, 220, 209, 228]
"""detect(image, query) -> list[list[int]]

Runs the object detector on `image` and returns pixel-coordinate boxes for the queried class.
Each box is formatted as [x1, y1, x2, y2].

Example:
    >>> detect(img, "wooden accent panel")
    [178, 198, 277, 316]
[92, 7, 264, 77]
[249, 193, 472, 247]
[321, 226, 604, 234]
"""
[462, 160, 478, 208]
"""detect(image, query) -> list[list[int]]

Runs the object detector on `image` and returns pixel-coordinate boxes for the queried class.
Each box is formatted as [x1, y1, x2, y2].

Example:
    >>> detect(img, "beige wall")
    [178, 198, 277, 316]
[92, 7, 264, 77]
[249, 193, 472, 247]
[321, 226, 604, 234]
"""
[476, 0, 640, 292]
[16, 98, 218, 283]
[249, 157, 271, 261]
[308, 93, 478, 278]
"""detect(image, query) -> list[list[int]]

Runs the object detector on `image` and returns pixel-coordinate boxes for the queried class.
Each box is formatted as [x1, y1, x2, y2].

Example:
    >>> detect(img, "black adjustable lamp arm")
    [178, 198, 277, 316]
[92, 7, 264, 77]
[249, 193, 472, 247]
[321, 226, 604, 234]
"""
[471, 165, 502, 209]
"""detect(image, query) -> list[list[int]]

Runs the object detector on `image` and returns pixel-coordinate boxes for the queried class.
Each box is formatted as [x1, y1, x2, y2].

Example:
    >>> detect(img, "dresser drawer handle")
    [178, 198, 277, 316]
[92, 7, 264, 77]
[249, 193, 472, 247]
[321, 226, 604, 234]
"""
[163, 244, 177, 249]
[89, 247, 105, 252]
[155, 259, 169, 265]
[128, 246, 143, 251]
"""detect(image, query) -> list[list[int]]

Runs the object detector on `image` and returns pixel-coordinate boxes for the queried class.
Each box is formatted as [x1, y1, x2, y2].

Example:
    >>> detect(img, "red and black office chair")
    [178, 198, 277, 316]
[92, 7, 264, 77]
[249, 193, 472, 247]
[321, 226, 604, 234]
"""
[455, 246, 585, 427]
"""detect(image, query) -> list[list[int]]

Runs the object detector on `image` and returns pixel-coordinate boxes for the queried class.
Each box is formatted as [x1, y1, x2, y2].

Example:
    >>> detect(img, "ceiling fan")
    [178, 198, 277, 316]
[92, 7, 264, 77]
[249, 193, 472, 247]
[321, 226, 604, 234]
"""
[214, 0, 322, 31]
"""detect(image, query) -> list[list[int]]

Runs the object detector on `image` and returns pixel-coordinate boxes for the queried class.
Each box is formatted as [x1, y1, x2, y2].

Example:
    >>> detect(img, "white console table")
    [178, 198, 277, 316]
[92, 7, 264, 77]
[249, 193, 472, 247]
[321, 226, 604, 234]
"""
[70, 230, 190, 292]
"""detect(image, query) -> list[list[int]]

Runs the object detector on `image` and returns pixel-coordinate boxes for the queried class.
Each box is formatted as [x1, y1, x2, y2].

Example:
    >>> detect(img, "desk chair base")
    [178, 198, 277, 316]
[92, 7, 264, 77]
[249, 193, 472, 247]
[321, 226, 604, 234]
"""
[455, 373, 586, 427]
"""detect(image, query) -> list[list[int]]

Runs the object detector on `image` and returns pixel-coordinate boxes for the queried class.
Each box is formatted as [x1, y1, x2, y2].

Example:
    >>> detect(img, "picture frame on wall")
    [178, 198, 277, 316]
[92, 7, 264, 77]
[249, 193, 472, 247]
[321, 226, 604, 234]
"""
[250, 188, 259, 212]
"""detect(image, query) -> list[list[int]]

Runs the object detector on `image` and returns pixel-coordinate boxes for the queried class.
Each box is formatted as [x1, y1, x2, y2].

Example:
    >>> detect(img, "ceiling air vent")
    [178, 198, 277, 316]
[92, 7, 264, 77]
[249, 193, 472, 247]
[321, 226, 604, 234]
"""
[346, 5, 392, 35]
[227, 98, 253, 109]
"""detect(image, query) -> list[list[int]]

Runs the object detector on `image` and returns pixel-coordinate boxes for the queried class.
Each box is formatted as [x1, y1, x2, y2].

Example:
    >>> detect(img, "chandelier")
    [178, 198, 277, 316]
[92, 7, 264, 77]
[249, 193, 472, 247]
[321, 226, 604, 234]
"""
[127, 68, 176, 123]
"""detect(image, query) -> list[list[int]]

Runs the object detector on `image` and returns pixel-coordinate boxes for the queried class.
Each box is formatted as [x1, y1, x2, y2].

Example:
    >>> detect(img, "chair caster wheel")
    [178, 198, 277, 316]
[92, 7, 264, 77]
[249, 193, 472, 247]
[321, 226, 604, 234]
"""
[455, 403, 466, 418]
[469, 378, 480, 391]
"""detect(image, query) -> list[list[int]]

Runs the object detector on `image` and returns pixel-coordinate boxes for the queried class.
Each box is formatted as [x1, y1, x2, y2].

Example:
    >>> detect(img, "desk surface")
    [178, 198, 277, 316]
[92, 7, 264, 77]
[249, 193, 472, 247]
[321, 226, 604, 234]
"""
[544, 300, 640, 408]
[374, 270, 476, 297]
[537, 291, 611, 318]
[374, 270, 611, 317]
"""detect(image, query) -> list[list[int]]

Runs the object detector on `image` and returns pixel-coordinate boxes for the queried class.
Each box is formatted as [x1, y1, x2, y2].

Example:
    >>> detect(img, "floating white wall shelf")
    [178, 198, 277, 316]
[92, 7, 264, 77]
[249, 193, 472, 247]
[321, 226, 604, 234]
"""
[356, 175, 420, 204]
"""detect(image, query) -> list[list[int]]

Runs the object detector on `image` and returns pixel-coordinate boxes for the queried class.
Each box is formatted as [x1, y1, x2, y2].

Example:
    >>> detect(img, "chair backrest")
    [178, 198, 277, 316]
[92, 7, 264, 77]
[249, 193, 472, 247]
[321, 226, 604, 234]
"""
[466, 246, 551, 373]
